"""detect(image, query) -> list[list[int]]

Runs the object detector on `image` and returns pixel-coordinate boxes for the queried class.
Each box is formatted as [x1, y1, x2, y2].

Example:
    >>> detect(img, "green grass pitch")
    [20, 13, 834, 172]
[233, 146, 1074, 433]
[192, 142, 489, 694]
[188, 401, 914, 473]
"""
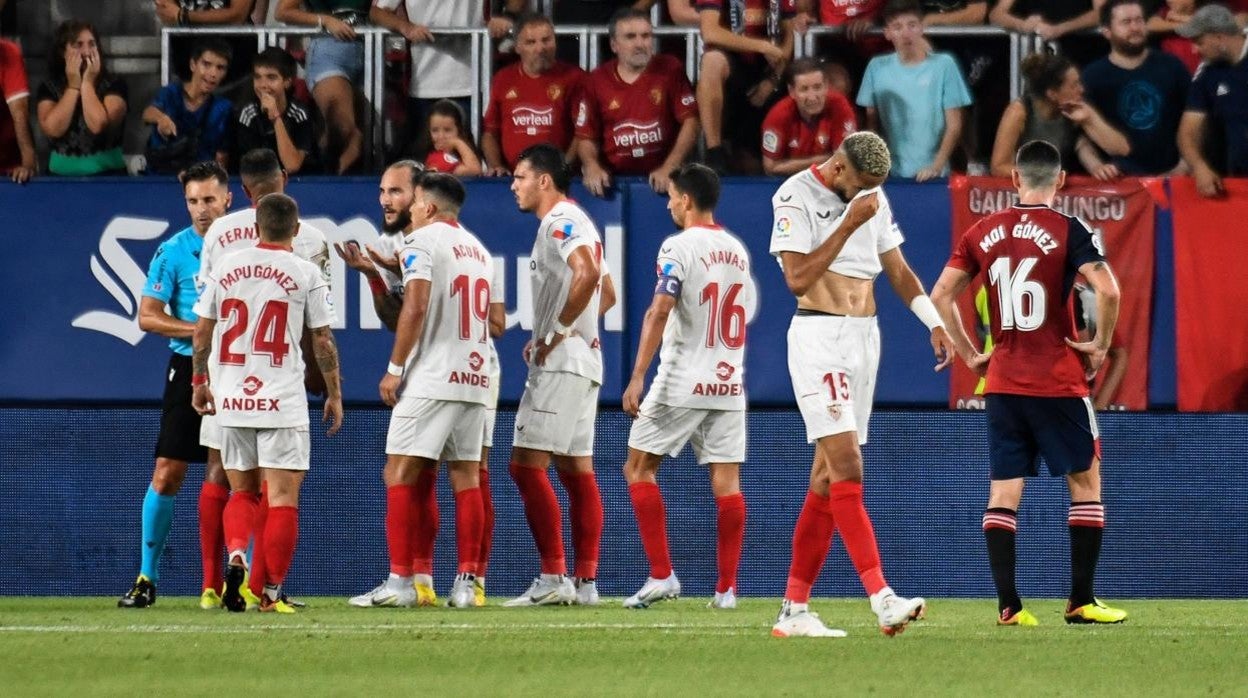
[1, 598, 1244, 695]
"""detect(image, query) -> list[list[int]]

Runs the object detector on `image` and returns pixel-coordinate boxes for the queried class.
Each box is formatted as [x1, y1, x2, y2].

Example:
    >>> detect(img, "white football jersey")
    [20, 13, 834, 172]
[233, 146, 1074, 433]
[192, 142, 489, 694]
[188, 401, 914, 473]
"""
[371, 229, 405, 294]
[768, 167, 903, 280]
[193, 244, 336, 428]
[487, 258, 505, 382]
[200, 207, 332, 285]
[396, 220, 495, 406]
[529, 199, 604, 383]
[649, 225, 756, 410]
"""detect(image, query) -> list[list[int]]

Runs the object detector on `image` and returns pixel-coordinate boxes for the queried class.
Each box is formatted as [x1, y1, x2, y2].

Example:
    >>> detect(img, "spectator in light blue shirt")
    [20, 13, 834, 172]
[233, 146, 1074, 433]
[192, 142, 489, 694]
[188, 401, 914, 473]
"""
[856, 0, 973, 180]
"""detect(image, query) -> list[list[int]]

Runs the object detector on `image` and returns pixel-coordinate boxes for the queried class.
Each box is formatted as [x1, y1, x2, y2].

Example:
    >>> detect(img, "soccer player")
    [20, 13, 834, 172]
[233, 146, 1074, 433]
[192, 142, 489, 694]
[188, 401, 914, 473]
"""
[503, 143, 606, 607]
[199, 147, 330, 606]
[930, 140, 1128, 626]
[350, 172, 494, 609]
[340, 161, 444, 607]
[768, 131, 954, 637]
[118, 161, 232, 609]
[191, 192, 342, 614]
[621, 164, 754, 610]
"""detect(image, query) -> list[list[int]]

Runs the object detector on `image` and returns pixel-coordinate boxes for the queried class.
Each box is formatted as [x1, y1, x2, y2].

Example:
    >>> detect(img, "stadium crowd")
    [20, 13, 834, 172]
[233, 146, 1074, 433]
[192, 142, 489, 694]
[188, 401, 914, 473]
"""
[0, 0, 1246, 193]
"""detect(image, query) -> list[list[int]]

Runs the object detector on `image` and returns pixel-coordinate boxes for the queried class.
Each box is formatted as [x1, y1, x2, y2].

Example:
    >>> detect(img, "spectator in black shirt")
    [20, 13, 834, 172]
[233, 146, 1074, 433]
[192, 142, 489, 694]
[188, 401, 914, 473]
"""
[227, 47, 314, 174]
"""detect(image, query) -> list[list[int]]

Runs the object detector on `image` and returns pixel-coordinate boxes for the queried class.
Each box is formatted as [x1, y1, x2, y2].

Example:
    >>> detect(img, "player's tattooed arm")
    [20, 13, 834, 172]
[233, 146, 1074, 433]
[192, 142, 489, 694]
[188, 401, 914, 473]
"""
[191, 317, 216, 378]
[311, 326, 341, 392]
[375, 292, 403, 332]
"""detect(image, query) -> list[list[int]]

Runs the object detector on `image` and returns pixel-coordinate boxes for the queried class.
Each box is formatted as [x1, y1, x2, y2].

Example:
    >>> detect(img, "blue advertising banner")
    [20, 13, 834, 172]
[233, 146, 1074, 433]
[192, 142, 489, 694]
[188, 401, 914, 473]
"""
[0, 178, 626, 403]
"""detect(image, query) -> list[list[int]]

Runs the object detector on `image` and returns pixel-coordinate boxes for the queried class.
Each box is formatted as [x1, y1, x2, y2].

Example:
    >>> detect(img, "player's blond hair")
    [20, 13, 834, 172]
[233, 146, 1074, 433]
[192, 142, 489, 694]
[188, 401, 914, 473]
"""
[840, 132, 892, 179]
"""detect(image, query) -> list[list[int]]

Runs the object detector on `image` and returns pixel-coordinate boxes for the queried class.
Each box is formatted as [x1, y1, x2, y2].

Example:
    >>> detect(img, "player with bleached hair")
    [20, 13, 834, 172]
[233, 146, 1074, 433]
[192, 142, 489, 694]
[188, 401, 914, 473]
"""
[768, 131, 956, 637]
[621, 163, 755, 610]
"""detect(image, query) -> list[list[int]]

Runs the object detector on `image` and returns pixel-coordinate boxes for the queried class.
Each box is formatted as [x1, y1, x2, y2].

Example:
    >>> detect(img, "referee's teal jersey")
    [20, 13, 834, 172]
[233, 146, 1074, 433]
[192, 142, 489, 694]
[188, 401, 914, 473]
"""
[142, 226, 204, 356]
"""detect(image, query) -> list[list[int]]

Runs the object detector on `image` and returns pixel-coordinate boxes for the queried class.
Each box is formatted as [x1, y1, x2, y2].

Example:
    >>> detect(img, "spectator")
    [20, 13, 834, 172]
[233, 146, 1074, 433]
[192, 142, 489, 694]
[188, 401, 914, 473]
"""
[372, 0, 482, 161]
[1082, 0, 1190, 176]
[1177, 4, 1248, 196]
[36, 20, 128, 176]
[990, 52, 1130, 178]
[1150, 0, 1248, 74]
[551, 1, 659, 65]
[0, 38, 37, 183]
[666, 0, 701, 25]
[922, 0, 987, 25]
[856, 0, 971, 180]
[226, 47, 314, 174]
[696, 0, 795, 174]
[154, 1, 256, 87]
[481, 13, 587, 174]
[816, 0, 885, 39]
[924, 1, 1000, 170]
[422, 99, 483, 176]
[760, 58, 857, 176]
[990, 0, 1103, 65]
[487, 0, 534, 50]
[576, 8, 700, 196]
[143, 39, 233, 174]
[275, 0, 368, 174]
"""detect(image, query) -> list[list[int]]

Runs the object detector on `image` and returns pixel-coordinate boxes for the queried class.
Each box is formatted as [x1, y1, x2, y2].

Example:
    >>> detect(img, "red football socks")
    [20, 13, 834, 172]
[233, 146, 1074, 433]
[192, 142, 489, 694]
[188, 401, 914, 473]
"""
[248, 482, 269, 597]
[784, 491, 835, 603]
[628, 482, 672, 580]
[827, 480, 887, 596]
[222, 490, 259, 559]
[385, 484, 416, 577]
[715, 493, 746, 594]
[412, 467, 438, 575]
[509, 462, 566, 575]
[262, 506, 298, 586]
[454, 487, 484, 575]
[479, 468, 494, 577]
[198, 481, 228, 591]
[558, 470, 603, 579]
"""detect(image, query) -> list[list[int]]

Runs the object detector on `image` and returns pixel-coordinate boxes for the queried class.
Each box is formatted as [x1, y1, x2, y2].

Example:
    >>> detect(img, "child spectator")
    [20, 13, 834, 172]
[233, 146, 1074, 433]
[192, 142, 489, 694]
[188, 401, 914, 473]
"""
[422, 99, 482, 176]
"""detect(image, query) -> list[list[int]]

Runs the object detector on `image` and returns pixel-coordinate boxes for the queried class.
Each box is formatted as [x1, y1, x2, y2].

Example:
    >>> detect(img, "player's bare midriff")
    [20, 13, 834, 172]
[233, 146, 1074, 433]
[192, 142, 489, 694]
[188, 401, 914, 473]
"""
[796, 269, 876, 317]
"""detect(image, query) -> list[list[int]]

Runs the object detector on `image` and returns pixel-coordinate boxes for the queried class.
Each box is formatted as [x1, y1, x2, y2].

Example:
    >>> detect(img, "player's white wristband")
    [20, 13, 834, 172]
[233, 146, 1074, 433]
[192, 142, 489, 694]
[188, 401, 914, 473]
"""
[544, 322, 573, 345]
[909, 295, 945, 331]
[386, 361, 404, 377]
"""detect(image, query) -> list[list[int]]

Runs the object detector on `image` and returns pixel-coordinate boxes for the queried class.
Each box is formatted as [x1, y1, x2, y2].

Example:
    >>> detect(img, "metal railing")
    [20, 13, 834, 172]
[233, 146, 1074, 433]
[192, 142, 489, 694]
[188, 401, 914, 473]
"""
[161, 24, 1049, 163]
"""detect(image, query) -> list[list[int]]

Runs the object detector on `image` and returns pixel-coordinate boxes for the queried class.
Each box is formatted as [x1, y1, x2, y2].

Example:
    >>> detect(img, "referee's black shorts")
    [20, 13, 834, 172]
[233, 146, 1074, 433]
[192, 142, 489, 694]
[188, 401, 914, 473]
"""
[154, 353, 207, 463]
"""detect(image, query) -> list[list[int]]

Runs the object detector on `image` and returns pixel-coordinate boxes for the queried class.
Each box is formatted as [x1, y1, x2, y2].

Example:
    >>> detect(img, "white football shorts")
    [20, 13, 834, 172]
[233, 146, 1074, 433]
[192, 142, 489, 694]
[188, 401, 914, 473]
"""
[199, 412, 222, 450]
[788, 314, 880, 445]
[628, 399, 746, 464]
[482, 364, 500, 449]
[386, 397, 486, 461]
[220, 425, 311, 471]
[513, 367, 599, 457]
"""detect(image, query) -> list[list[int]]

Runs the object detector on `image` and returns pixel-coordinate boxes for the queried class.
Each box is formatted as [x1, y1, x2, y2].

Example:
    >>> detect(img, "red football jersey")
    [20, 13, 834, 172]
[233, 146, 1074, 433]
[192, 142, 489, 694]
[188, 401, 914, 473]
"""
[947, 204, 1106, 398]
[760, 89, 857, 161]
[483, 61, 586, 169]
[0, 40, 30, 173]
[819, 0, 884, 24]
[575, 55, 697, 175]
[696, 0, 796, 43]
[424, 149, 460, 173]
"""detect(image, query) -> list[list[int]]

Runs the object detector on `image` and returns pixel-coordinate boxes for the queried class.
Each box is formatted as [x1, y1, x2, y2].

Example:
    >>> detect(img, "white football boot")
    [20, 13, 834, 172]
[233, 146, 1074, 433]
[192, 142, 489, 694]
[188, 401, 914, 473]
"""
[871, 589, 926, 636]
[348, 574, 416, 608]
[574, 578, 601, 606]
[623, 574, 681, 609]
[502, 574, 576, 607]
[708, 588, 737, 609]
[771, 602, 848, 638]
[447, 573, 477, 609]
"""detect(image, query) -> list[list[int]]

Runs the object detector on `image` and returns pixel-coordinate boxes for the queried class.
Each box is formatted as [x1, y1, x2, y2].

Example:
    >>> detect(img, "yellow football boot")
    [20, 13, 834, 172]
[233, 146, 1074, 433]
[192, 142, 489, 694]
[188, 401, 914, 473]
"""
[1065, 599, 1127, 624]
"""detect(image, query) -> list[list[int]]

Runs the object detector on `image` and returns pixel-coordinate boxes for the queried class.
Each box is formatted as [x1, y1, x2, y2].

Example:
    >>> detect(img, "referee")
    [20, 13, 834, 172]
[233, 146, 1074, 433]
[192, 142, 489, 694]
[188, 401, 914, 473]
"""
[119, 162, 232, 608]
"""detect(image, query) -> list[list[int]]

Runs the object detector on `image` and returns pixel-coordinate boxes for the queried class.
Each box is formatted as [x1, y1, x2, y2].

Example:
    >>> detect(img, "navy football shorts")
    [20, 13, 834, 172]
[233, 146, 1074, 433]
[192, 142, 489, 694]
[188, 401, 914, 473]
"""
[985, 394, 1100, 480]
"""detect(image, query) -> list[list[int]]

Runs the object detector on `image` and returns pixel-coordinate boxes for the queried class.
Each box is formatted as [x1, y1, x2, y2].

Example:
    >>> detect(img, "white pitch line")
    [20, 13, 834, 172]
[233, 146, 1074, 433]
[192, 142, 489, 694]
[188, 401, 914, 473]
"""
[0, 621, 761, 636]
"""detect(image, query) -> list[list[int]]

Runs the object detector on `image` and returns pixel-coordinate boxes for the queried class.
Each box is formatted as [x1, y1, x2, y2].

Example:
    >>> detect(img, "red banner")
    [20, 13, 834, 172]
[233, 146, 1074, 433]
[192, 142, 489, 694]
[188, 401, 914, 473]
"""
[1171, 177, 1248, 411]
[947, 176, 1159, 410]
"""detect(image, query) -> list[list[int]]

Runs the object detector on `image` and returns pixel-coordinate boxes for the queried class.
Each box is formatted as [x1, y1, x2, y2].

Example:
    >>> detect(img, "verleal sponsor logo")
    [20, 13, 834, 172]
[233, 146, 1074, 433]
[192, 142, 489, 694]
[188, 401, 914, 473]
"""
[611, 120, 663, 150]
[511, 106, 554, 128]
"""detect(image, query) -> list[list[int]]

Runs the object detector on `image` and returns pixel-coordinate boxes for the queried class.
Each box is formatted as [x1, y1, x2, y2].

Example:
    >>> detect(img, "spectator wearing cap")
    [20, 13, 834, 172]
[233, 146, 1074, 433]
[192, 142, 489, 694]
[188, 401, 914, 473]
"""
[0, 38, 36, 182]
[576, 8, 700, 196]
[760, 58, 857, 176]
[1150, 0, 1248, 74]
[1178, 3, 1248, 196]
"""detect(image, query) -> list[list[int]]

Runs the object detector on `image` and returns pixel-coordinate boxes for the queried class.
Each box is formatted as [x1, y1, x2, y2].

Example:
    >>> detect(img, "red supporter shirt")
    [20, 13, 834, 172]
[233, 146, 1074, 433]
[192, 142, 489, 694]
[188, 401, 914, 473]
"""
[424, 149, 460, 173]
[574, 55, 698, 175]
[696, 0, 796, 44]
[946, 204, 1106, 398]
[484, 61, 586, 169]
[760, 89, 857, 161]
[0, 39, 30, 173]
[819, 0, 884, 24]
